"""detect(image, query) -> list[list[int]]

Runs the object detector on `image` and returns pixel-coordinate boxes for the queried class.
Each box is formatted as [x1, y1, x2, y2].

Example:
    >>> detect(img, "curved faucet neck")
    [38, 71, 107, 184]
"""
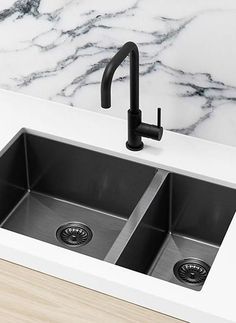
[101, 42, 139, 113]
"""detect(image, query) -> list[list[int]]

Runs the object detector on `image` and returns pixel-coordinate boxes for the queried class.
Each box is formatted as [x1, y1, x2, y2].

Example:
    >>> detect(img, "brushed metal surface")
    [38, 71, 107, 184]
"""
[0, 132, 159, 261]
[172, 173, 236, 246]
[105, 169, 169, 264]
[2, 192, 127, 260]
[116, 173, 236, 290]
[25, 134, 157, 218]
[0, 131, 235, 292]
[115, 173, 170, 273]
[149, 234, 218, 291]
[0, 134, 27, 223]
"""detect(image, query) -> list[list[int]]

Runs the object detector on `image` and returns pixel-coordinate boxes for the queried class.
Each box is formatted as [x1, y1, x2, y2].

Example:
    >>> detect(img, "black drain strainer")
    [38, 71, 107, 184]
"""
[56, 222, 93, 247]
[174, 258, 210, 286]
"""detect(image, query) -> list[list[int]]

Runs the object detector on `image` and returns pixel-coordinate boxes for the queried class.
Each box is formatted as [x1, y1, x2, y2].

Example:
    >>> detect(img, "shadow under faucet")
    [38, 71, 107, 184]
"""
[101, 41, 163, 151]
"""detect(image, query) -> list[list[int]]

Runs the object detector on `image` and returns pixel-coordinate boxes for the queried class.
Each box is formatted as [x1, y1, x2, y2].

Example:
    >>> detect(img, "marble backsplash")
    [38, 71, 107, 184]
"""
[0, 0, 236, 147]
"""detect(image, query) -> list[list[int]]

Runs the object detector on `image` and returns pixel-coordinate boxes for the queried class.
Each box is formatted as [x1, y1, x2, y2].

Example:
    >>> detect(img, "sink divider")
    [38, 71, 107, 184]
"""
[105, 169, 169, 264]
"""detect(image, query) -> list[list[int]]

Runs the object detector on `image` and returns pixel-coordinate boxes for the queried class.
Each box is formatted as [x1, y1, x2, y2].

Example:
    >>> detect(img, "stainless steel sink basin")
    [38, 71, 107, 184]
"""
[114, 172, 236, 290]
[0, 131, 235, 291]
[0, 132, 157, 260]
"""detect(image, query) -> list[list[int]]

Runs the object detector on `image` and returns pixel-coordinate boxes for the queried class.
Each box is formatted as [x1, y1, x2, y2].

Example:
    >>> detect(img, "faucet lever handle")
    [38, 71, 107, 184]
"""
[157, 107, 162, 128]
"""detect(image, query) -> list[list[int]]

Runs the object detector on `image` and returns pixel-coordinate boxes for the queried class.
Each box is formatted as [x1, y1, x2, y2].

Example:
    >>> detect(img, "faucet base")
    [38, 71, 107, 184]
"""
[127, 109, 144, 150]
[126, 141, 144, 151]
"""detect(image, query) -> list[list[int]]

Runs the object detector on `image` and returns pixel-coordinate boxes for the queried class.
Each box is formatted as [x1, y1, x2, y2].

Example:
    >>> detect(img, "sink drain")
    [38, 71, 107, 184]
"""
[56, 222, 93, 247]
[173, 258, 210, 286]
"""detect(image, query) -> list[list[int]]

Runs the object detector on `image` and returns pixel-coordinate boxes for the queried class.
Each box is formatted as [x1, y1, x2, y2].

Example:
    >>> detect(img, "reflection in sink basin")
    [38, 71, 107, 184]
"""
[0, 132, 157, 260]
[115, 173, 236, 290]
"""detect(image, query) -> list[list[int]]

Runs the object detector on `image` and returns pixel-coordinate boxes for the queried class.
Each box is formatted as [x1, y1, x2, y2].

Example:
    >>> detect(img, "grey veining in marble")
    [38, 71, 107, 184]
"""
[0, 0, 236, 146]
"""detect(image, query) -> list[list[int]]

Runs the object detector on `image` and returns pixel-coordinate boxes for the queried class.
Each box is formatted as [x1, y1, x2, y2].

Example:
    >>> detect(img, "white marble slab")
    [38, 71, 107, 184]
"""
[0, 0, 236, 146]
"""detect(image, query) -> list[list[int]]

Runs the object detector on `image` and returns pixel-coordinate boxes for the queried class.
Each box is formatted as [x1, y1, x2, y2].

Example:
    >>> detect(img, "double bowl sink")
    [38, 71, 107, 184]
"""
[0, 131, 236, 291]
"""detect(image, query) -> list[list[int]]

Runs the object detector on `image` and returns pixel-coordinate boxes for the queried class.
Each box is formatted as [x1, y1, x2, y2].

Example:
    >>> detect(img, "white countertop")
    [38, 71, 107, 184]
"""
[0, 88, 235, 323]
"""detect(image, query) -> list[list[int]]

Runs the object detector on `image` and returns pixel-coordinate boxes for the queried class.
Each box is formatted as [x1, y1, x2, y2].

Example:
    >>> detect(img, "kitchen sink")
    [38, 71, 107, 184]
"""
[0, 131, 235, 291]
[0, 131, 157, 260]
[114, 173, 236, 290]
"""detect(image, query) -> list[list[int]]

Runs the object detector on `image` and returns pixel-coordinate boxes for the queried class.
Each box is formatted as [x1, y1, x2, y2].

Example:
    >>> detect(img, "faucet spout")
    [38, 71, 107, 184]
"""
[101, 42, 139, 112]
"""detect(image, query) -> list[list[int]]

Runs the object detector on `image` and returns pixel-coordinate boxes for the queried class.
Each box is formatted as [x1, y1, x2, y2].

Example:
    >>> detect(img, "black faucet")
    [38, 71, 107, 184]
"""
[101, 41, 163, 151]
